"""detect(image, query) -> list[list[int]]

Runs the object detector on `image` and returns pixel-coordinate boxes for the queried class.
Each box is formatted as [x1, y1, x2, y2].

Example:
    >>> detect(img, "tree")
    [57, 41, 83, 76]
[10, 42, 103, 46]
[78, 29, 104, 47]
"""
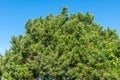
[0, 7, 120, 80]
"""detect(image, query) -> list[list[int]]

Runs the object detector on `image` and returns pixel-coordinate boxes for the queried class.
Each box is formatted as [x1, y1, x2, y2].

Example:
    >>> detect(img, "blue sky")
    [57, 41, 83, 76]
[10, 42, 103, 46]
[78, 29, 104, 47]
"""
[0, 0, 120, 54]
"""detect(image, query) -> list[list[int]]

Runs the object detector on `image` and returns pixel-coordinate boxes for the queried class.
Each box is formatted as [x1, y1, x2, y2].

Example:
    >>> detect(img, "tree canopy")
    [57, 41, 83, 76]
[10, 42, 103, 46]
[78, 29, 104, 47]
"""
[0, 7, 120, 80]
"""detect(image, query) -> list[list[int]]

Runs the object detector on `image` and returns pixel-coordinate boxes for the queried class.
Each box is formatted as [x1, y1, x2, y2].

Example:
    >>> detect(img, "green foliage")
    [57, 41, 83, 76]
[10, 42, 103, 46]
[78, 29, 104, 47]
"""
[0, 7, 120, 80]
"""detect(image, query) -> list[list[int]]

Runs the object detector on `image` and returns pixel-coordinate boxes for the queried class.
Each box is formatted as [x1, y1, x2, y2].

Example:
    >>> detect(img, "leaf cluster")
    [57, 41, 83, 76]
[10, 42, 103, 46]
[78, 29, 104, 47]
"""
[0, 7, 120, 80]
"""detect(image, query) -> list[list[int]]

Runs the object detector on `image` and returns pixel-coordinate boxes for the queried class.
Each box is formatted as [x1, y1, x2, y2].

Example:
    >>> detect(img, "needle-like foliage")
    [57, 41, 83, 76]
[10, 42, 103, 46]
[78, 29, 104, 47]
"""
[0, 7, 120, 80]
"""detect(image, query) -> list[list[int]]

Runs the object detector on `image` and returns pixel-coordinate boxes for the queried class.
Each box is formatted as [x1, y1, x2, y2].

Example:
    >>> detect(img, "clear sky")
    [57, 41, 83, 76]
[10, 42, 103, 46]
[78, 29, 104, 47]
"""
[0, 0, 120, 54]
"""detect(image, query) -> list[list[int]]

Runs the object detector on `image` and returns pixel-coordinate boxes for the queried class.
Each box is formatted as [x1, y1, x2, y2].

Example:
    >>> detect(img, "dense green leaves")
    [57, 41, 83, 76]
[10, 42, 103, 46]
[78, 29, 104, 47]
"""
[0, 7, 120, 80]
